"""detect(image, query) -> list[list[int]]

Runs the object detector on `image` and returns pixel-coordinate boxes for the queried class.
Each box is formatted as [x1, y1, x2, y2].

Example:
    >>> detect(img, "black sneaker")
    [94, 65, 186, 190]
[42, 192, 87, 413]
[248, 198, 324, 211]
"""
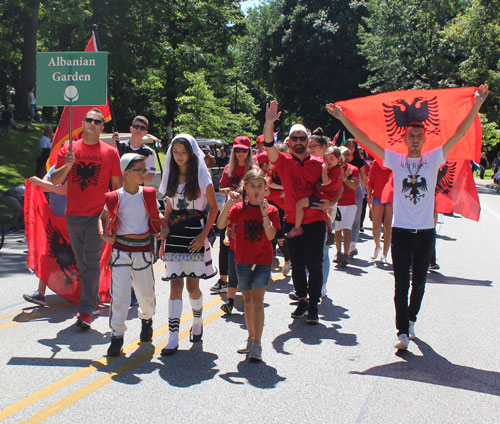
[140, 319, 153, 342]
[306, 305, 319, 325]
[23, 290, 47, 306]
[210, 279, 228, 293]
[429, 263, 440, 272]
[288, 292, 299, 301]
[291, 300, 308, 318]
[220, 298, 234, 314]
[107, 335, 124, 357]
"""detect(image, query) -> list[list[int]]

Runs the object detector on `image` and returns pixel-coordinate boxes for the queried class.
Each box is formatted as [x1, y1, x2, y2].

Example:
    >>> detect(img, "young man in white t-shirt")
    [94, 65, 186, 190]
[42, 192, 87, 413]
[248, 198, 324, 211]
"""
[327, 84, 489, 350]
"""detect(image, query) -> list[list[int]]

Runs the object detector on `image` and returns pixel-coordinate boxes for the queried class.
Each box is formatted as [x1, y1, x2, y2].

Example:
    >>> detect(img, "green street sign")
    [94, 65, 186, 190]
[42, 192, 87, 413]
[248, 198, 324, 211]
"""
[36, 52, 108, 106]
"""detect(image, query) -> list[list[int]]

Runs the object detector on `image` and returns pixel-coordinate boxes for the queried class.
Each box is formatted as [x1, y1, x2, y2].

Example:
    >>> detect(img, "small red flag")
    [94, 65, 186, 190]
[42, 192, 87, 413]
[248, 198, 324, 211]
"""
[46, 32, 112, 170]
[335, 87, 482, 162]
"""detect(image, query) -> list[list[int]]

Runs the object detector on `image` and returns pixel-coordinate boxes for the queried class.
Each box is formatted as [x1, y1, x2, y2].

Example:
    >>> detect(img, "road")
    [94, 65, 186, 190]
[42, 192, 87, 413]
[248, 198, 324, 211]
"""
[0, 182, 499, 424]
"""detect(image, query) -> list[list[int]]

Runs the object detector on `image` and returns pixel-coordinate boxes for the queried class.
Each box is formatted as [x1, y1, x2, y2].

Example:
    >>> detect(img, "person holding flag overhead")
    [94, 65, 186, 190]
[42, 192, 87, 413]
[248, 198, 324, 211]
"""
[52, 108, 122, 330]
[327, 84, 489, 350]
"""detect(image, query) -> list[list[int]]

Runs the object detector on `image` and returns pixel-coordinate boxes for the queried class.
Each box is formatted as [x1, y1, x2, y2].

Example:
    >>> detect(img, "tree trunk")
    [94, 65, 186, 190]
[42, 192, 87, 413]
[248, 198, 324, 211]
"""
[14, 0, 41, 119]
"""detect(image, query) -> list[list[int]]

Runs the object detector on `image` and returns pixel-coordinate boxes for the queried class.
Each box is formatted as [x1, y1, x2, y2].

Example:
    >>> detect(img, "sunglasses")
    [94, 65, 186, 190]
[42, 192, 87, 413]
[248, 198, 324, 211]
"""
[127, 168, 148, 175]
[132, 124, 147, 131]
[84, 117, 103, 125]
[234, 148, 248, 153]
[290, 136, 307, 142]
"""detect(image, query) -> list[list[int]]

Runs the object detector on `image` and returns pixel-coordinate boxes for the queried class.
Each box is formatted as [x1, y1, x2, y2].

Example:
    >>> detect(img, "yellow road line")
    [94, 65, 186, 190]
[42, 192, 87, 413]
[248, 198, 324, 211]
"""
[20, 295, 244, 424]
[0, 295, 223, 421]
[3, 258, 285, 422]
[0, 261, 165, 331]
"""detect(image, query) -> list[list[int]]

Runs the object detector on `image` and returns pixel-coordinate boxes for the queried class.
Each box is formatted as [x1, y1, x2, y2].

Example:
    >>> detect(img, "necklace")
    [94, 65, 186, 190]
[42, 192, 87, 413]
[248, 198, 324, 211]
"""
[405, 156, 423, 185]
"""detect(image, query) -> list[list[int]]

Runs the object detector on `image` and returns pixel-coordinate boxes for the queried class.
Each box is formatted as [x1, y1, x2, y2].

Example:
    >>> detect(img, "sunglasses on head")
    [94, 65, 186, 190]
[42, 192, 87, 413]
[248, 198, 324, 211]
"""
[84, 117, 103, 125]
[132, 124, 147, 131]
[234, 148, 248, 153]
[290, 135, 307, 142]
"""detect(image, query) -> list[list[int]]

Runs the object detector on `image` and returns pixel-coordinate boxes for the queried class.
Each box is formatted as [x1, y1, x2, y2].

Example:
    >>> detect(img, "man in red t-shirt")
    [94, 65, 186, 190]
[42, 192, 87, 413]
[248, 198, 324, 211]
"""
[52, 108, 122, 330]
[263, 101, 334, 324]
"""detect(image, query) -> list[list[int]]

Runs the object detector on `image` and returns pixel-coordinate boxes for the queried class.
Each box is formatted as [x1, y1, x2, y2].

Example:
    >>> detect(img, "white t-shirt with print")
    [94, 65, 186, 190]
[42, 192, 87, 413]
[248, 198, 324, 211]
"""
[384, 147, 445, 229]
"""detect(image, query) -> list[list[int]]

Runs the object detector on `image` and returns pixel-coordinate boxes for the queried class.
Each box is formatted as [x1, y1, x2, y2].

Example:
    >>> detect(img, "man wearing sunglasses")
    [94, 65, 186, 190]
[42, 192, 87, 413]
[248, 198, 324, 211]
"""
[263, 101, 334, 325]
[113, 116, 156, 184]
[52, 108, 122, 330]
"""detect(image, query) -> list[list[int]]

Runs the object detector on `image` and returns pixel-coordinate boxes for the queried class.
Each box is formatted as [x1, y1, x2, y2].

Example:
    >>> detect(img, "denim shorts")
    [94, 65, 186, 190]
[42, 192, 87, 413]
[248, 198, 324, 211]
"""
[372, 196, 391, 206]
[235, 264, 272, 291]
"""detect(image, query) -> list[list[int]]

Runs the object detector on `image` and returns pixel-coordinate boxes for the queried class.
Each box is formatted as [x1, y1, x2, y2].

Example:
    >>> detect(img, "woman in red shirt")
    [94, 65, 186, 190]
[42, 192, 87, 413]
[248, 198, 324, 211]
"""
[367, 160, 393, 264]
[212, 136, 256, 310]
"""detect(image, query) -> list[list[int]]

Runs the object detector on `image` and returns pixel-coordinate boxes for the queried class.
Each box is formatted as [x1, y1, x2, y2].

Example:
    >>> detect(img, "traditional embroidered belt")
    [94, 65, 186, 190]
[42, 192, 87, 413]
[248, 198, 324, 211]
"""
[114, 233, 151, 252]
[168, 209, 205, 227]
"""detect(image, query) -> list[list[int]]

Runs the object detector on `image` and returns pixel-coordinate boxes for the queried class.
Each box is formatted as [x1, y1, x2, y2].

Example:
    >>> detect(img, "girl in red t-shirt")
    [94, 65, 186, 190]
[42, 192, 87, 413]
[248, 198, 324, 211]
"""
[217, 169, 280, 362]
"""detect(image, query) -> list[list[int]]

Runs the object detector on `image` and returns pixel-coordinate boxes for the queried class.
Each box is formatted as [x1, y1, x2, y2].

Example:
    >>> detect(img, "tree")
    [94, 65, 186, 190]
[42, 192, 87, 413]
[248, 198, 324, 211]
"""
[358, 0, 470, 93]
[267, 0, 369, 133]
[175, 70, 257, 140]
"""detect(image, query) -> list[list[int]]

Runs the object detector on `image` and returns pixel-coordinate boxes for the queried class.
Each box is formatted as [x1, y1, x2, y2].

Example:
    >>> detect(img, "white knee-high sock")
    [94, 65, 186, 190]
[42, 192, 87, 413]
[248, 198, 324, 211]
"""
[166, 299, 182, 349]
[190, 295, 203, 336]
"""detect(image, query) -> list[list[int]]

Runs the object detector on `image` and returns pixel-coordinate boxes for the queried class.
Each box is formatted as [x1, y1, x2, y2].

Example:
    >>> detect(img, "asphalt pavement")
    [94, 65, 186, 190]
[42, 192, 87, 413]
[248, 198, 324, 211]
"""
[0, 183, 499, 424]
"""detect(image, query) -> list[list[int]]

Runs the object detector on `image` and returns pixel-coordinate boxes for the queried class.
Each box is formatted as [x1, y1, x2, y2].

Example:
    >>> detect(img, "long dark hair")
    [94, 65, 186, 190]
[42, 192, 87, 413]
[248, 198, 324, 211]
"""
[166, 138, 201, 201]
[345, 138, 363, 162]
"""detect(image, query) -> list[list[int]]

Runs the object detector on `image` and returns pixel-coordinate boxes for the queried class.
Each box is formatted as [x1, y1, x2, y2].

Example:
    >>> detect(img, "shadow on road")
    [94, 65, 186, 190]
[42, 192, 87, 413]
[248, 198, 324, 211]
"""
[158, 342, 219, 387]
[350, 339, 500, 396]
[219, 359, 286, 388]
[272, 299, 357, 355]
[427, 273, 492, 287]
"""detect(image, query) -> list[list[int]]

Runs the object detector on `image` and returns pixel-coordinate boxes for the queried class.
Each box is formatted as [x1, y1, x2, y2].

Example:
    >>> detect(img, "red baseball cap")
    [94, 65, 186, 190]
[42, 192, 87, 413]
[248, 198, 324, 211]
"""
[233, 135, 251, 150]
[255, 134, 265, 144]
[255, 151, 269, 164]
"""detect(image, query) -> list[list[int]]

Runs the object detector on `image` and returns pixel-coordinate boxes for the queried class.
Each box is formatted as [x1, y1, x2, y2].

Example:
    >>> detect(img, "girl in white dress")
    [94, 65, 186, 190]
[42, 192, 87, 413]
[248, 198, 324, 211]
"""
[158, 134, 218, 355]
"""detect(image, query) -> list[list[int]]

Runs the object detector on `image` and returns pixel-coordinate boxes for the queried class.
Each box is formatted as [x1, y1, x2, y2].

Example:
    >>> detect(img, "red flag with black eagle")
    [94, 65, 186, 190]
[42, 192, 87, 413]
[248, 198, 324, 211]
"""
[335, 87, 482, 162]
[24, 180, 111, 303]
[26, 31, 113, 303]
[336, 88, 482, 220]
[435, 160, 480, 221]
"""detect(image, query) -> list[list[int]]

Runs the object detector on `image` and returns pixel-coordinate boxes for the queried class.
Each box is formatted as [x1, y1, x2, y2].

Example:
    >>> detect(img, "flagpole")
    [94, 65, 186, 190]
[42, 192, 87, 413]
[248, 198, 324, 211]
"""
[69, 106, 72, 152]
[92, 24, 117, 131]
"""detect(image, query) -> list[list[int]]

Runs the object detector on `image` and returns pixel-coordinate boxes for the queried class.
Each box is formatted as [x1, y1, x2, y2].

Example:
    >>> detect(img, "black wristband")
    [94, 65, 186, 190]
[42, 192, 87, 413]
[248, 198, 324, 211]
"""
[263, 140, 274, 147]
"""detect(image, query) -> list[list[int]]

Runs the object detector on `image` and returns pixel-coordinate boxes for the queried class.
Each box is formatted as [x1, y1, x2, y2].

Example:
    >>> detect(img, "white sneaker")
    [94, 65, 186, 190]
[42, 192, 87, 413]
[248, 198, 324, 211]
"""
[394, 334, 409, 350]
[282, 261, 291, 276]
[378, 255, 388, 264]
[371, 247, 382, 260]
[409, 321, 416, 340]
[321, 283, 327, 298]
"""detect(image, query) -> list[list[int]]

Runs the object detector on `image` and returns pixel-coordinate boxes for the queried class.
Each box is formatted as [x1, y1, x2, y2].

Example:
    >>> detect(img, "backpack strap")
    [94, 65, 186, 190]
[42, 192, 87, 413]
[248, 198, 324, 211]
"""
[104, 190, 120, 235]
[142, 186, 163, 234]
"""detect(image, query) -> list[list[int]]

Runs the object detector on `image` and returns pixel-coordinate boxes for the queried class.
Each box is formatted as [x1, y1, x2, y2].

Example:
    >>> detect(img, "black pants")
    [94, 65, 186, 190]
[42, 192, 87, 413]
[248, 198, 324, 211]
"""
[285, 220, 325, 305]
[218, 227, 229, 276]
[391, 227, 434, 336]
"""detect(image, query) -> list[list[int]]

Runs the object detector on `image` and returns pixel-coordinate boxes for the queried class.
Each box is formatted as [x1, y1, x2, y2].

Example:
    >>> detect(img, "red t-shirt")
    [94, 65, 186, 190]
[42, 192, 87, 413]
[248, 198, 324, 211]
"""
[316, 166, 343, 201]
[368, 160, 392, 198]
[273, 152, 324, 224]
[56, 140, 121, 216]
[219, 164, 247, 189]
[338, 163, 359, 206]
[228, 201, 280, 265]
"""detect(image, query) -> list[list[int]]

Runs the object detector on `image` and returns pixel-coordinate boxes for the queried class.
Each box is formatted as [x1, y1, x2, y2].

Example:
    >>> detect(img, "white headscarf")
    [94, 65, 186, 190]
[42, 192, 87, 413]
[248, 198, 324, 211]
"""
[158, 133, 212, 197]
